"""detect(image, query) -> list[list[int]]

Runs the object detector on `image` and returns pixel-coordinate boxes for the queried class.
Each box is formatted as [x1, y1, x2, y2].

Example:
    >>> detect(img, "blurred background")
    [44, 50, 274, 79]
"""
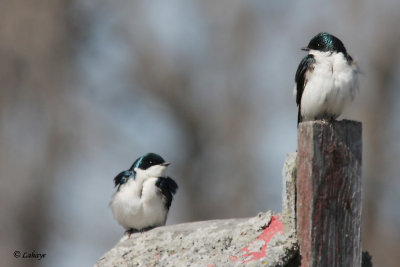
[1, 0, 399, 266]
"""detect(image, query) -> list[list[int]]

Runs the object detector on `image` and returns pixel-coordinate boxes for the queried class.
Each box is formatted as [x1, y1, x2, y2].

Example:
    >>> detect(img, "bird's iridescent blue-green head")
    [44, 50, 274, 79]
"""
[129, 153, 168, 171]
[113, 153, 170, 188]
[303, 32, 347, 55]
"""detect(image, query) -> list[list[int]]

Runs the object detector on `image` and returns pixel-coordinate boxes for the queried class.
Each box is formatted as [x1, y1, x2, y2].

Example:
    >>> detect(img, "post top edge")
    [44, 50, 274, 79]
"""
[298, 119, 362, 127]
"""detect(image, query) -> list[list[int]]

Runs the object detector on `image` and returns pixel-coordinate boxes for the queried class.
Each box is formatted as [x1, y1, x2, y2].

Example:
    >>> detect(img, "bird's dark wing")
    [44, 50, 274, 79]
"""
[155, 177, 178, 210]
[114, 170, 130, 190]
[295, 54, 315, 124]
[114, 171, 125, 187]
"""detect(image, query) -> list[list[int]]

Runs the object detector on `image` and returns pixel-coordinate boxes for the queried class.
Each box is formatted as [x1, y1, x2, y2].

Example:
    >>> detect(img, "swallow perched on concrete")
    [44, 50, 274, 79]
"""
[111, 153, 178, 235]
[294, 32, 359, 125]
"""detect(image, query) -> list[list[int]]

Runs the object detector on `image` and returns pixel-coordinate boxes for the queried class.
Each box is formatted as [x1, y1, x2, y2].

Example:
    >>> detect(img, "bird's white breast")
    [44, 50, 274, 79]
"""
[111, 177, 167, 230]
[300, 50, 358, 121]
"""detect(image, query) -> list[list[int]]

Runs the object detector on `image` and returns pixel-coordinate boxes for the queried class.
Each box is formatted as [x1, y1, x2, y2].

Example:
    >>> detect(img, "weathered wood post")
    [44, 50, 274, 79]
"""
[296, 120, 362, 267]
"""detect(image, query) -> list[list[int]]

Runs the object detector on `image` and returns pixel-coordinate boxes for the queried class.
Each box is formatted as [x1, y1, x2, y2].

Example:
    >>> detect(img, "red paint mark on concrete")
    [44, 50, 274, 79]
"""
[231, 215, 284, 264]
[229, 255, 238, 262]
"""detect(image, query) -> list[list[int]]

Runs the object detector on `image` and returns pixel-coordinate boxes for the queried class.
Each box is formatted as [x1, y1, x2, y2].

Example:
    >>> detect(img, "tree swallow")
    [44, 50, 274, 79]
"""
[294, 32, 359, 125]
[111, 153, 178, 235]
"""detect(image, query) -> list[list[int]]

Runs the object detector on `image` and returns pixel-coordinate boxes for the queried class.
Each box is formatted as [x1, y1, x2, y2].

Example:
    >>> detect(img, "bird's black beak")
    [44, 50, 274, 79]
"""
[160, 162, 171, 167]
[301, 47, 309, 51]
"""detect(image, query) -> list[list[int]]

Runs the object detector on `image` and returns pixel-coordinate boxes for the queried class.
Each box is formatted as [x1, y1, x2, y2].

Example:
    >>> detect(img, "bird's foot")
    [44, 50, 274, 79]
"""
[316, 117, 336, 123]
[140, 226, 156, 233]
[125, 228, 139, 238]
[125, 226, 156, 237]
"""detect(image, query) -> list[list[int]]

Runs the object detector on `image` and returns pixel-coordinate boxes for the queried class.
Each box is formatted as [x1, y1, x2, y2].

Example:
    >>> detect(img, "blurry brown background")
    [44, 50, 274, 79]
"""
[1, 1, 399, 266]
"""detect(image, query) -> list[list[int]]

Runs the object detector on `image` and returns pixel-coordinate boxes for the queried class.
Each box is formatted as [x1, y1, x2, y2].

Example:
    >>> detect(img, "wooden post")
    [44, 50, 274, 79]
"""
[296, 120, 362, 267]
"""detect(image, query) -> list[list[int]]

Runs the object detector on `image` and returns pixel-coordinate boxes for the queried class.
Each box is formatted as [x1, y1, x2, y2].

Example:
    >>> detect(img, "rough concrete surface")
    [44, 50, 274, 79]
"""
[96, 155, 299, 266]
[96, 212, 297, 267]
